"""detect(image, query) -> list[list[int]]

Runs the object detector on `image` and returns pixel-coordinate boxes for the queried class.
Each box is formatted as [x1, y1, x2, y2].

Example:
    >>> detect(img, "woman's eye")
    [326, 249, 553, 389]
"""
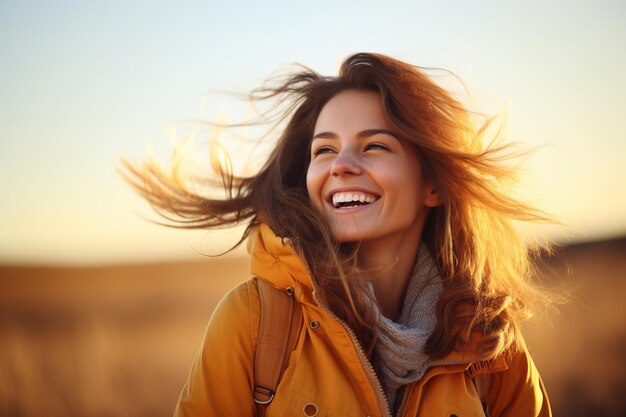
[312, 146, 335, 156]
[365, 143, 390, 151]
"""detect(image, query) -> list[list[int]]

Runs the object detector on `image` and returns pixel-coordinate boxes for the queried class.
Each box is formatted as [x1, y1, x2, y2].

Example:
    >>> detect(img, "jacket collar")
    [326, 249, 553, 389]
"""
[247, 224, 314, 291]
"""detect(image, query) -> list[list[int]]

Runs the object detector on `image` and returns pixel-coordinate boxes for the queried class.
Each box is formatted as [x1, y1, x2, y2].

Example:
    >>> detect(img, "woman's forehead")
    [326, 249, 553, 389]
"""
[314, 89, 388, 134]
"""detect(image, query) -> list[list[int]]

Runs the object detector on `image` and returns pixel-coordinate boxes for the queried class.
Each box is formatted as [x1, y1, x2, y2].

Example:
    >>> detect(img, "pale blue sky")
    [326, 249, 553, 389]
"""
[1, 1, 625, 264]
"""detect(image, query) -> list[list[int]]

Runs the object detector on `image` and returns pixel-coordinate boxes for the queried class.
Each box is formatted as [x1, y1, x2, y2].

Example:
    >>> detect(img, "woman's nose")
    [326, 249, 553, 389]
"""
[330, 150, 362, 176]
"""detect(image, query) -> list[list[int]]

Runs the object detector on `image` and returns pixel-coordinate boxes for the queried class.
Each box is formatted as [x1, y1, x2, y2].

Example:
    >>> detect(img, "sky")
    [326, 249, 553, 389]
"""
[1, 0, 625, 265]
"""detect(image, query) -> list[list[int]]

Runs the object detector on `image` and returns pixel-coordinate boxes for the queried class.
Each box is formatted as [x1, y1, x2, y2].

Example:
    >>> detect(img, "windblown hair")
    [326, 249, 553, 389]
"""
[121, 53, 551, 360]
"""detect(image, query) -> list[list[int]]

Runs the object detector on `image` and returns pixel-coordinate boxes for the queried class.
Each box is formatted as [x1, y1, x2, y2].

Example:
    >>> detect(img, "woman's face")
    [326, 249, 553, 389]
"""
[306, 89, 440, 247]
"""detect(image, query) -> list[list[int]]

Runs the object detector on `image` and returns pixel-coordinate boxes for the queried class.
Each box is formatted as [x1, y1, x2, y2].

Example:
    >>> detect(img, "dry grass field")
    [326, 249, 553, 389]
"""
[1, 238, 625, 416]
[521, 238, 626, 416]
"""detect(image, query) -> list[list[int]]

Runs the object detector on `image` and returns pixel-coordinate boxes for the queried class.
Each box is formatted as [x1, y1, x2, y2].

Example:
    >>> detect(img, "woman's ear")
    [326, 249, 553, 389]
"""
[424, 185, 442, 207]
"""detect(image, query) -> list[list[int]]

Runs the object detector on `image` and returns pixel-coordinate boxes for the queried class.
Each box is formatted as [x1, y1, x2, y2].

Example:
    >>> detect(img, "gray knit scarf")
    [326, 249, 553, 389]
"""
[371, 244, 444, 411]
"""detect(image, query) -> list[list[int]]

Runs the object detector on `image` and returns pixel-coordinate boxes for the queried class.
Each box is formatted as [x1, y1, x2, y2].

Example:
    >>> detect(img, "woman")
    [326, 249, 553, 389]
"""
[123, 53, 552, 416]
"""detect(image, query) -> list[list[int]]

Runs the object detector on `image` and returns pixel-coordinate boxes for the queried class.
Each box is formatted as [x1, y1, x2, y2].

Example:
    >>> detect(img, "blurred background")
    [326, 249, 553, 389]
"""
[1, 1, 625, 416]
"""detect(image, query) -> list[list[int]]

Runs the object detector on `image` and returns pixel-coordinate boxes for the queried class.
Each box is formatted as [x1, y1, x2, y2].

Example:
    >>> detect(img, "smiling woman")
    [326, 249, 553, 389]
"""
[308, 90, 439, 265]
[121, 53, 554, 416]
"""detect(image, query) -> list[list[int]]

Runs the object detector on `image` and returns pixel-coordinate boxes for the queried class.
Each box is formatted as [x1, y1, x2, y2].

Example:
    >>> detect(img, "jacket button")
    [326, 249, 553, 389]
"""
[303, 402, 318, 416]
[310, 320, 320, 329]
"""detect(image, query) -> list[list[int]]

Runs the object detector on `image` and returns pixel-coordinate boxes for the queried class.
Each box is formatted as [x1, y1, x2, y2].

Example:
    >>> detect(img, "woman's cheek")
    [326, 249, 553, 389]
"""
[306, 163, 326, 203]
[305, 166, 321, 208]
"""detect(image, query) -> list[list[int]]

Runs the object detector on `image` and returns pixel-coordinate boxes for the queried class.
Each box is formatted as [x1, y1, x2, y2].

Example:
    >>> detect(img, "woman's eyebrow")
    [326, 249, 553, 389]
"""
[312, 129, 399, 140]
[358, 129, 399, 140]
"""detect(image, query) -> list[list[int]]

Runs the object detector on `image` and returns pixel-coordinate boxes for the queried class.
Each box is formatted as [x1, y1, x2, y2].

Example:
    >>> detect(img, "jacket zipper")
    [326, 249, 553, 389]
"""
[395, 385, 410, 417]
[312, 291, 393, 417]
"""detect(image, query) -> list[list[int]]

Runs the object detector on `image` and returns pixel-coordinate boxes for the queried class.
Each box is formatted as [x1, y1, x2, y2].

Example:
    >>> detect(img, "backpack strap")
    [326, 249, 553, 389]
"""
[253, 278, 303, 417]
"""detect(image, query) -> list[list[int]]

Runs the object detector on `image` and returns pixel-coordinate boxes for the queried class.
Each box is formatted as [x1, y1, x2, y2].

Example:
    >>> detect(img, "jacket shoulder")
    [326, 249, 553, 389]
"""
[174, 279, 261, 417]
[208, 279, 261, 347]
[484, 338, 551, 417]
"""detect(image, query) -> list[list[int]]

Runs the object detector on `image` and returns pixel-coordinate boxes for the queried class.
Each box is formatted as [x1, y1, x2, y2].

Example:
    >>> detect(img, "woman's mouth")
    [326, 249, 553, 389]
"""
[331, 192, 378, 208]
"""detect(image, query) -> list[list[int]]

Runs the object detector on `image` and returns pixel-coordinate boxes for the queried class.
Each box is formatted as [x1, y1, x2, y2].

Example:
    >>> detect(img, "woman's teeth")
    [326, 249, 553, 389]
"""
[332, 192, 376, 208]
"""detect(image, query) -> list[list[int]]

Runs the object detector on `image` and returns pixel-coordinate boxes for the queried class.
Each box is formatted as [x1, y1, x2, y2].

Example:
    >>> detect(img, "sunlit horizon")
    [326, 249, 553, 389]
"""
[1, 1, 625, 265]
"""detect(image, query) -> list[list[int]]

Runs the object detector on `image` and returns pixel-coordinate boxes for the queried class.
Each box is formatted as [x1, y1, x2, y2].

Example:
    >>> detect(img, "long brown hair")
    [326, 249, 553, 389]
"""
[121, 52, 552, 360]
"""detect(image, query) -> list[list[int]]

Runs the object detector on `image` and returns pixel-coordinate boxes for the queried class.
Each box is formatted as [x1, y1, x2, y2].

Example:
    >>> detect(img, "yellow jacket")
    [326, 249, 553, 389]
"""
[175, 225, 551, 417]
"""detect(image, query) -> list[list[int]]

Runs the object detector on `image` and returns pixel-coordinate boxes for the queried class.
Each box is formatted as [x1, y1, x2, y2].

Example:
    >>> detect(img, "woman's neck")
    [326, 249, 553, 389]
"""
[359, 231, 422, 321]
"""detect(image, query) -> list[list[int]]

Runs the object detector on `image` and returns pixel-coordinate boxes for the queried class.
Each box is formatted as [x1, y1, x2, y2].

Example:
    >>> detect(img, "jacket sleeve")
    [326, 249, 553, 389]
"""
[174, 281, 259, 417]
[486, 338, 551, 417]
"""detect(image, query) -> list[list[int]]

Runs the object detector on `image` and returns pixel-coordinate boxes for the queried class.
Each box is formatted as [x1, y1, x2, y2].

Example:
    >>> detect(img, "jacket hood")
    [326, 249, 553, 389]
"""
[247, 224, 314, 292]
